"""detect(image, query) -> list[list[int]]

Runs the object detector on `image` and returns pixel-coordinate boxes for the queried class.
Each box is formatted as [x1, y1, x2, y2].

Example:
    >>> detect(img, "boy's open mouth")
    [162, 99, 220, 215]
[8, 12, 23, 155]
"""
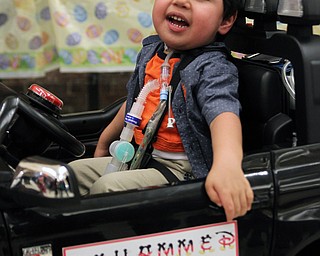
[167, 15, 189, 28]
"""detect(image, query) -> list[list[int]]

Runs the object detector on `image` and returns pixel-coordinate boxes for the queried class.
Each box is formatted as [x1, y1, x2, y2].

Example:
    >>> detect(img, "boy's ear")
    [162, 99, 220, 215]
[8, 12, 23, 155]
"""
[218, 12, 238, 35]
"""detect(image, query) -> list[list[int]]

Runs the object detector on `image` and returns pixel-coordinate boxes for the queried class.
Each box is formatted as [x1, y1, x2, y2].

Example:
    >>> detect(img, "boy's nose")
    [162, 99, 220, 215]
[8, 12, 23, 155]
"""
[172, 0, 191, 8]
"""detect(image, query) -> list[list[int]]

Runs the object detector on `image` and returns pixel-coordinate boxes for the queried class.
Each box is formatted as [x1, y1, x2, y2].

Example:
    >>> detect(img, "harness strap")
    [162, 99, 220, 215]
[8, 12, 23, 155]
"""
[146, 158, 180, 183]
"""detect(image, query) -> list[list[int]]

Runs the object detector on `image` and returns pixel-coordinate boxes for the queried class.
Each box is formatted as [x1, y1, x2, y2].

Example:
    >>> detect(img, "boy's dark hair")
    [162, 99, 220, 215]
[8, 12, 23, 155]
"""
[215, 0, 240, 41]
[223, 0, 241, 19]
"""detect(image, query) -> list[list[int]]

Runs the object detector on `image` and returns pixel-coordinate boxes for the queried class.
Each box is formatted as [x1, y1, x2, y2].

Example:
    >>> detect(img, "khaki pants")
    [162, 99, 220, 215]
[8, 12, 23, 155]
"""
[69, 157, 193, 196]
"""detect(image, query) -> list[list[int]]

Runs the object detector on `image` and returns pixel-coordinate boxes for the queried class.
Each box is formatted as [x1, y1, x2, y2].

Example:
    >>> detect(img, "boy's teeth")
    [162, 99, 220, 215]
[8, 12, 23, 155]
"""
[170, 16, 184, 22]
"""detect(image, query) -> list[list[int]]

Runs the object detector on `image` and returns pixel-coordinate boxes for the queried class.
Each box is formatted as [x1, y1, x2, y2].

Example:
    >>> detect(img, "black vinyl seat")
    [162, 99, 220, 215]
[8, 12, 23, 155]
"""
[234, 58, 294, 152]
[224, 0, 300, 152]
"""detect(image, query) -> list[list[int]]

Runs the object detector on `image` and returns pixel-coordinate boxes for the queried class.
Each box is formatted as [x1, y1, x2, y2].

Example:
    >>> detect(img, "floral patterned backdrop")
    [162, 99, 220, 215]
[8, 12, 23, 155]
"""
[0, 0, 155, 78]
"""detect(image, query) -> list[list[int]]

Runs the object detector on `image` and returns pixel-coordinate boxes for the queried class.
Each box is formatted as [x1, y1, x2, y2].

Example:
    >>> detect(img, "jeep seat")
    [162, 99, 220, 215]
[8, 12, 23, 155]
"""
[226, 0, 297, 152]
[234, 58, 294, 152]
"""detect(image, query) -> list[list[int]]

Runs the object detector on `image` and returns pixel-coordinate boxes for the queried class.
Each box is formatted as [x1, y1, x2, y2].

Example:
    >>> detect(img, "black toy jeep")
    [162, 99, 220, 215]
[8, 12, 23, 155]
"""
[1, 0, 320, 255]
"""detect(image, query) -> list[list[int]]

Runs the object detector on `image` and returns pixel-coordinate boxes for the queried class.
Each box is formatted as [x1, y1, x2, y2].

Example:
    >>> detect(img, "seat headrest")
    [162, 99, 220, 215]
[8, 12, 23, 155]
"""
[237, 0, 320, 25]
[237, 0, 279, 21]
[236, 60, 283, 122]
[278, 0, 320, 25]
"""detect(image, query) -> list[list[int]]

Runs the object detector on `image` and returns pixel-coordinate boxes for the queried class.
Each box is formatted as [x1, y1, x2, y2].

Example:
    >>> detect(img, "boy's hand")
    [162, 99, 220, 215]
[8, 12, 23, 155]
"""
[205, 165, 253, 221]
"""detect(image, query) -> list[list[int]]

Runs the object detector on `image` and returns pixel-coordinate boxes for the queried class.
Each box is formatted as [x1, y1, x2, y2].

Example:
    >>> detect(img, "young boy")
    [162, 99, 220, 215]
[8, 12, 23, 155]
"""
[69, 0, 254, 221]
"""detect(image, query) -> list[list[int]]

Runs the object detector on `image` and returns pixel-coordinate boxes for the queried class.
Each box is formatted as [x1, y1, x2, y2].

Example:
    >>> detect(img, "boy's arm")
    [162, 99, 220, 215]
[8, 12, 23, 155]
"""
[94, 101, 126, 157]
[205, 112, 254, 221]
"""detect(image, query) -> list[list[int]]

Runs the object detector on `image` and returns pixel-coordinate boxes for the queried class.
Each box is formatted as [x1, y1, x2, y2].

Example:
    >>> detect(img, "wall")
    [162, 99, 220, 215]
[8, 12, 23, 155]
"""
[0, 69, 131, 114]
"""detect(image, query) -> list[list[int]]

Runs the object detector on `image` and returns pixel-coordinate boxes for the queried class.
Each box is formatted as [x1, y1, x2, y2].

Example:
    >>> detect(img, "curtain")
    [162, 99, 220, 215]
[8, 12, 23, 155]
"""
[0, 0, 155, 78]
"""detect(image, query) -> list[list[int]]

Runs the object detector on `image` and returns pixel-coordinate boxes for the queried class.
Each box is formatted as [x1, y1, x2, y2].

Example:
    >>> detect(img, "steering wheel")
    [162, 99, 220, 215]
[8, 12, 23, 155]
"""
[0, 87, 85, 159]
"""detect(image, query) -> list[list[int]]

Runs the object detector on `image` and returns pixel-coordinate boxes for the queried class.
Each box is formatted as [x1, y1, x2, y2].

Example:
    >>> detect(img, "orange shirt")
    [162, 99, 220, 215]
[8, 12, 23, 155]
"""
[134, 53, 184, 152]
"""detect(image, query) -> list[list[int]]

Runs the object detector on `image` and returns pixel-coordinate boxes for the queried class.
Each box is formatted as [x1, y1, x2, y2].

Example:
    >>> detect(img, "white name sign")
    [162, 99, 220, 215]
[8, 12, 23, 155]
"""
[63, 221, 238, 256]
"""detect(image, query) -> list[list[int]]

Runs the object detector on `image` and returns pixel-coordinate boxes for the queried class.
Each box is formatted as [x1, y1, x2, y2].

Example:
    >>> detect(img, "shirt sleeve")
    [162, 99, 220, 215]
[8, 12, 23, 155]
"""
[195, 52, 241, 126]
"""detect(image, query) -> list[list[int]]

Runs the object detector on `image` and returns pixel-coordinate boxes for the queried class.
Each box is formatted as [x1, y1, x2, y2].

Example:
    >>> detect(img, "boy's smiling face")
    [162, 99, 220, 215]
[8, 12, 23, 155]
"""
[152, 0, 236, 51]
